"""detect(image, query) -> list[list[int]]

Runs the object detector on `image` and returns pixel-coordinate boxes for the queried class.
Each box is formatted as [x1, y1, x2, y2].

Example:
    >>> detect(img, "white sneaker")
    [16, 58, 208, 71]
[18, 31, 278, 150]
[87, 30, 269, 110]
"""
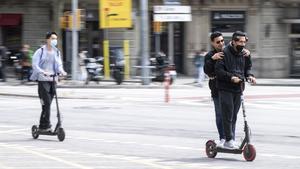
[224, 139, 238, 149]
[217, 139, 225, 148]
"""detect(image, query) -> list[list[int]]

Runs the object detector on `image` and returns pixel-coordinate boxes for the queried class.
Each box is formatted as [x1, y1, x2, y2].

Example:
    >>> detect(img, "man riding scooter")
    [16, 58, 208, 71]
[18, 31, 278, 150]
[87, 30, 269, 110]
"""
[215, 31, 256, 149]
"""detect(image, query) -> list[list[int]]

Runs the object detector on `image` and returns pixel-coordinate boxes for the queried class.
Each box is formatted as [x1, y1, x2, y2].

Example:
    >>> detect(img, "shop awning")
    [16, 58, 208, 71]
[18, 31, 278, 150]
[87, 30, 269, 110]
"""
[0, 14, 22, 26]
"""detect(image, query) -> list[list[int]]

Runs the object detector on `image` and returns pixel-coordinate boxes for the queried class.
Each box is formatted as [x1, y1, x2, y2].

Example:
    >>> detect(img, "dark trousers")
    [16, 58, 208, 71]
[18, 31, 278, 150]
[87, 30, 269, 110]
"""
[38, 81, 55, 129]
[213, 96, 225, 140]
[219, 90, 241, 141]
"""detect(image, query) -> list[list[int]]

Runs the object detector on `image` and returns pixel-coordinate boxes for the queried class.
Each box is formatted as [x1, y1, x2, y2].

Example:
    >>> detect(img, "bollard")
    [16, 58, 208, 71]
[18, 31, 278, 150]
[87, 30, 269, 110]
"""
[164, 70, 171, 103]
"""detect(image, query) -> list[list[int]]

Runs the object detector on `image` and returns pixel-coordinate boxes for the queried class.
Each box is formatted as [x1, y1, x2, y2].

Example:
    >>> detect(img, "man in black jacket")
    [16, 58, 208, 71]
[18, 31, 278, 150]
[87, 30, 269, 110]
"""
[215, 31, 256, 149]
[204, 31, 225, 147]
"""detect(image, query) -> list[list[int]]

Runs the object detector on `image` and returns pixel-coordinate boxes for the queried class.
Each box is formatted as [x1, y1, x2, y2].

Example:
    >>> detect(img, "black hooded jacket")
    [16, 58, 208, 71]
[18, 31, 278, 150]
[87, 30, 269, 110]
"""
[215, 44, 253, 93]
[204, 49, 219, 97]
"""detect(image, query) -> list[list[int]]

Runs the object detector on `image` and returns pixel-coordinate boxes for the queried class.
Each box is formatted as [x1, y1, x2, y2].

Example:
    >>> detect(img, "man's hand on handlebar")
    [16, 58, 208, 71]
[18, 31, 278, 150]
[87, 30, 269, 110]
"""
[231, 76, 242, 84]
[247, 76, 256, 85]
[60, 71, 67, 76]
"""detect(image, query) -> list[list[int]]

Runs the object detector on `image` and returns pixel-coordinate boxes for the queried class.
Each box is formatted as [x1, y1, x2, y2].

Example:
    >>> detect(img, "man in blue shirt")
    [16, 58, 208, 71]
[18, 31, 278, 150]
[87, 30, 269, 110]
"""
[30, 32, 67, 131]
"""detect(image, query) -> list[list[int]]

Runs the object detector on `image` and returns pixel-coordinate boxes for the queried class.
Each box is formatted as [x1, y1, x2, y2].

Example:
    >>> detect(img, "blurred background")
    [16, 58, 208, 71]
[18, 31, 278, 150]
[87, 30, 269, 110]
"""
[0, 0, 300, 82]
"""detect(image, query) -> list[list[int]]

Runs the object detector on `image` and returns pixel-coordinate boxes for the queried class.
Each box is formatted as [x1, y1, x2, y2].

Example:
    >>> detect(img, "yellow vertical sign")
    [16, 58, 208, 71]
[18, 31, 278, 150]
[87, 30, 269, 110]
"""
[123, 40, 130, 79]
[99, 0, 132, 28]
[103, 40, 110, 79]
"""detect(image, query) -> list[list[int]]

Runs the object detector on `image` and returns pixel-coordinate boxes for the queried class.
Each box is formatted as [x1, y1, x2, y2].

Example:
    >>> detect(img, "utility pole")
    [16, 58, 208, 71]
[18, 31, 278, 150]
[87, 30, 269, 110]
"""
[140, 0, 150, 85]
[71, 0, 78, 80]
[168, 23, 174, 64]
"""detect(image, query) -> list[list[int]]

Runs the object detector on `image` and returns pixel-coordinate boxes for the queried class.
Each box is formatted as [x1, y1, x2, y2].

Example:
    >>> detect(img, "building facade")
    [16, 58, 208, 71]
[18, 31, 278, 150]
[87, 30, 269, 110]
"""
[0, 0, 300, 78]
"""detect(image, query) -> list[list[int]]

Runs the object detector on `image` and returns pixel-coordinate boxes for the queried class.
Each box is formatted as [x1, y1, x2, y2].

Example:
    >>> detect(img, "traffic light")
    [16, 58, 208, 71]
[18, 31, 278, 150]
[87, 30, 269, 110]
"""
[60, 15, 68, 29]
[77, 9, 85, 30]
[153, 21, 162, 33]
[60, 9, 85, 30]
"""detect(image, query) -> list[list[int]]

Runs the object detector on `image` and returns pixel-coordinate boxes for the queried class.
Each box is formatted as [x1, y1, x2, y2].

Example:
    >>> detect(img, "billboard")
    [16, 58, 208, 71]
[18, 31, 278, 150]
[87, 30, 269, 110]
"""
[99, 0, 132, 29]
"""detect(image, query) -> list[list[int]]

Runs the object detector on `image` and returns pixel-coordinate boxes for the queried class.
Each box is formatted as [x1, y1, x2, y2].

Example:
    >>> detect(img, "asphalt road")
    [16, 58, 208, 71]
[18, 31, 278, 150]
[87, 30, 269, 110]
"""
[0, 85, 300, 169]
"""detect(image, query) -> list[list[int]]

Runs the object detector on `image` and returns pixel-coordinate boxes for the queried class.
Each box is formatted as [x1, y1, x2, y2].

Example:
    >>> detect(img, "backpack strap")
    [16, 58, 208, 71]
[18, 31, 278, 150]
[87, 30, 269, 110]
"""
[40, 47, 43, 60]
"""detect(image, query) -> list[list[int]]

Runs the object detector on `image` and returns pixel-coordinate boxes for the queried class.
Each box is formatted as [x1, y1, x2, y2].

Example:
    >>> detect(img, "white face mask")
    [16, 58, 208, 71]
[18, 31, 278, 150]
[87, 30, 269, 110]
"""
[51, 39, 57, 47]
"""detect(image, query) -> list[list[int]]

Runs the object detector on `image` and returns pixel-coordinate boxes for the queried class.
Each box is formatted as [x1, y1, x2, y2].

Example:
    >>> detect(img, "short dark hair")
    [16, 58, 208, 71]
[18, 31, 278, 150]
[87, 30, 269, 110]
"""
[210, 31, 223, 42]
[45, 32, 57, 39]
[232, 31, 247, 41]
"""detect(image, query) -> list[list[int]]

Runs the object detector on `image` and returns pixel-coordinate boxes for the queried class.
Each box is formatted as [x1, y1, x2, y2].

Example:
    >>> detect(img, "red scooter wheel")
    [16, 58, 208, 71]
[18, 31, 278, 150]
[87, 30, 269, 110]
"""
[243, 144, 256, 161]
[205, 140, 217, 158]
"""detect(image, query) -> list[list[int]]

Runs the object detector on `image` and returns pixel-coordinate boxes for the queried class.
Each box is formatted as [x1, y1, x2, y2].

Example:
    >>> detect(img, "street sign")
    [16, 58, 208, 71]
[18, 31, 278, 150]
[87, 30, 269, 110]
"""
[99, 0, 132, 29]
[163, 0, 181, 5]
[153, 5, 191, 14]
[154, 14, 191, 22]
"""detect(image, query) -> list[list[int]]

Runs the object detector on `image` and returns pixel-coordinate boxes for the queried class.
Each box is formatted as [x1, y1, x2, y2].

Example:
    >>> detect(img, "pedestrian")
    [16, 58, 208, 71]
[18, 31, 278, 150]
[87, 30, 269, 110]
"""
[0, 45, 7, 82]
[30, 32, 67, 132]
[78, 50, 88, 81]
[193, 49, 206, 87]
[204, 31, 226, 147]
[20, 44, 33, 82]
[215, 31, 256, 149]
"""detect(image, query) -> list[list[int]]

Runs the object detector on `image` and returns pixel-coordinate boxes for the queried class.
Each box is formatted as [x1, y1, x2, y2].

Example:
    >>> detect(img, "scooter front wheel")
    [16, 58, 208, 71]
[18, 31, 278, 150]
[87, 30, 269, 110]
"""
[243, 144, 256, 161]
[205, 140, 217, 158]
[57, 128, 65, 142]
[31, 125, 39, 139]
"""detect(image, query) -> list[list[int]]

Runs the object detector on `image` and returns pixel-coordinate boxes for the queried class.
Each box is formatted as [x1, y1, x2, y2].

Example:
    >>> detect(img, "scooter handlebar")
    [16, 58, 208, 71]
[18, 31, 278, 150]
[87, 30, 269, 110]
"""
[49, 73, 60, 77]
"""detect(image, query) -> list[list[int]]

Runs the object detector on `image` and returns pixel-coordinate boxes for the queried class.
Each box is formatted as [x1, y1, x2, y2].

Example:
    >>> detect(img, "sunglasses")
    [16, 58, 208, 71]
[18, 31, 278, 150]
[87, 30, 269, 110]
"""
[216, 39, 224, 44]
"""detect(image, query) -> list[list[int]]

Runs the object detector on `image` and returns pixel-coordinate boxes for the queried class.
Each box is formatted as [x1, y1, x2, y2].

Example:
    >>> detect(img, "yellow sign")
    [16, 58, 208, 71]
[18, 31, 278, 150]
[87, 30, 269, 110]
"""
[99, 0, 132, 28]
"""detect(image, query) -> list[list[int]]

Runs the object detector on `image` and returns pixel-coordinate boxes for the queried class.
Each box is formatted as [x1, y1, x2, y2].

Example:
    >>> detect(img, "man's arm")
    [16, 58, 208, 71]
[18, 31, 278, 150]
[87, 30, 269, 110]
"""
[57, 51, 67, 76]
[244, 55, 256, 84]
[204, 52, 214, 76]
[204, 51, 223, 76]
[215, 59, 234, 82]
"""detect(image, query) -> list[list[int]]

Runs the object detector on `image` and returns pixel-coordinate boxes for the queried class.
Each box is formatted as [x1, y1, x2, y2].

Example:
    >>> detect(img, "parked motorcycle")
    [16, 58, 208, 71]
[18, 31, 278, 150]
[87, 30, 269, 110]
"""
[150, 52, 177, 85]
[83, 57, 103, 84]
[109, 48, 125, 85]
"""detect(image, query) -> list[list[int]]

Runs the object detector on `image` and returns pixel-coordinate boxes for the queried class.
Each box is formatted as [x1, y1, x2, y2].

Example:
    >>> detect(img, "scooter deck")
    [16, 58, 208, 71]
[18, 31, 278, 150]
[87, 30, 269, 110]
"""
[37, 130, 58, 136]
[216, 147, 243, 154]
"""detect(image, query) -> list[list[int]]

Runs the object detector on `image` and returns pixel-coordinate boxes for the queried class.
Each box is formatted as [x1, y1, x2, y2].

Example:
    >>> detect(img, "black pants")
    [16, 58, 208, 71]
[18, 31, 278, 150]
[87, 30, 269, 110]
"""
[213, 96, 225, 140]
[38, 81, 55, 129]
[219, 90, 241, 141]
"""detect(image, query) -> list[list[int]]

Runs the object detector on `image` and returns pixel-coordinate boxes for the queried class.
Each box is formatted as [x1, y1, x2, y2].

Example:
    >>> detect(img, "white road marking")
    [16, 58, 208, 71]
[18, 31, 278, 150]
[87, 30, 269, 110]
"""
[2, 129, 300, 166]
[0, 143, 174, 169]
[0, 162, 14, 169]
[245, 102, 299, 111]
[0, 125, 21, 128]
[0, 143, 93, 169]
[0, 129, 28, 134]
[177, 100, 211, 106]
[260, 153, 300, 159]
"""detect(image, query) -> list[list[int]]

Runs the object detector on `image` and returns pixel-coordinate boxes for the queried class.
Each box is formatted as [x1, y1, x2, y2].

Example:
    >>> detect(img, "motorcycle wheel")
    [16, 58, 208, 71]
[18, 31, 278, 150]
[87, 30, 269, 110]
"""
[114, 70, 124, 85]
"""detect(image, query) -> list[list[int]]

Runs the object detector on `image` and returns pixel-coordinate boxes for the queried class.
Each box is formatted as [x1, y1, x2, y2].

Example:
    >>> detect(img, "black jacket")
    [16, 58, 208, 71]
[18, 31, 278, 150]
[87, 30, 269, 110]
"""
[204, 50, 218, 97]
[215, 44, 253, 93]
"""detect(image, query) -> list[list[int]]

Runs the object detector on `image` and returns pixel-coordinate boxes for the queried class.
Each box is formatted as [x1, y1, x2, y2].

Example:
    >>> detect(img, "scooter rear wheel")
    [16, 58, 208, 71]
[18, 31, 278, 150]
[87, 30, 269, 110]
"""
[243, 144, 256, 161]
[57, 128, 65, 142]
[31, 125, 39, 139]
[205, 140, 217, 158]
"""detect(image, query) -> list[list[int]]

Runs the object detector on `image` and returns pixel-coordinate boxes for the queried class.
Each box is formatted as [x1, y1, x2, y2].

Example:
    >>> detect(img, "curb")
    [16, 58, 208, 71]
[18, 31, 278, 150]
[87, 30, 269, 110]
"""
[255, 84, 300, 87]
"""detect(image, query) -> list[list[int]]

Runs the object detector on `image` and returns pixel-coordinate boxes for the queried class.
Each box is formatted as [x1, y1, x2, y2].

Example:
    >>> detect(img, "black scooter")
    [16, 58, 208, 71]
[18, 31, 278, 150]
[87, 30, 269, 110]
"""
[31, 74, 65, 142]
[205, 80, 256, 161]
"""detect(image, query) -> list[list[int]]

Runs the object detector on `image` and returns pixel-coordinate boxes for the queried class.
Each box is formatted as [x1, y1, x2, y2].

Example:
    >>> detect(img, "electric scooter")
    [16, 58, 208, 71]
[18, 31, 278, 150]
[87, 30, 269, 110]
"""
[205, 79, 256, 161]
[31, 74, 65, 142]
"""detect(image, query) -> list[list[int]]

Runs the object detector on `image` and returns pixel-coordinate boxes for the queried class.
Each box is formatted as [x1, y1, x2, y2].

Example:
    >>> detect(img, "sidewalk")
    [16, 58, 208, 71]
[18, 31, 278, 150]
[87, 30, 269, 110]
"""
[0, 77, 300, 98]
[1, 76, 300, 88]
